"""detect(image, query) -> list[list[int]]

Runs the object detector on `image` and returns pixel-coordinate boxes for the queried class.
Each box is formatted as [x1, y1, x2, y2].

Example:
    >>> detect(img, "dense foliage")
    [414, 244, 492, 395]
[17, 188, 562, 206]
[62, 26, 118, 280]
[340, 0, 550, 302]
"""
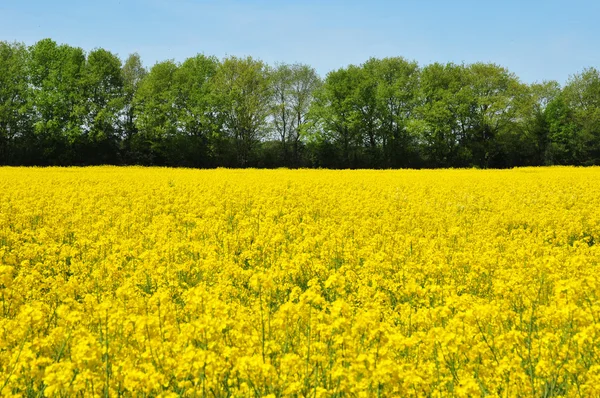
[1, 39, 600, 168]
[2, 167, 600, 396]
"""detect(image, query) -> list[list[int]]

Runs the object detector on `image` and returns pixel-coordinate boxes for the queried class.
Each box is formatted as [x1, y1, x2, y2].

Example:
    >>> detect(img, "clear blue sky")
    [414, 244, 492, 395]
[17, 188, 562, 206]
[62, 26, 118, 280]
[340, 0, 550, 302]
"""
[1, 0, 598, 84]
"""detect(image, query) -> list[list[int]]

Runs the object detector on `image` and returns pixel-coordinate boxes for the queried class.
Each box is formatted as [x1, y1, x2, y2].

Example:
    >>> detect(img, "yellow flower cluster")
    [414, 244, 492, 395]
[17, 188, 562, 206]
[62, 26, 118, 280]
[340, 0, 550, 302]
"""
[1, 166, 600, 397]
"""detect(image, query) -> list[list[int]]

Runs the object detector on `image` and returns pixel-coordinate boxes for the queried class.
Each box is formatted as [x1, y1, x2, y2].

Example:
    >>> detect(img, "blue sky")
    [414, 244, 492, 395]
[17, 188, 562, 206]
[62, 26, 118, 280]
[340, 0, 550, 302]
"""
[1, 0, 598, 84]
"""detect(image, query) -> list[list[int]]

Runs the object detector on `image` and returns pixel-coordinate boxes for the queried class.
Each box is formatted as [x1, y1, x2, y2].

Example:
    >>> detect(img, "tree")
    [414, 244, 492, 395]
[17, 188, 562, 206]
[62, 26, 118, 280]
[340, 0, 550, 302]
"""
[28, 38, 87, 165]
[545, 94, 580, 165]
[465, 63, 527, 168]
[415, 63, 473, 167]
[507, 81, 560, 166]
[271, 63, 321, 166]
[288, 65, 321, 166]
[556, 68, 600, 164]
[349, 63, 380, 166]
[414, 62, 527, 168]
[171, 54, 219, 166]
[120, 53, 147, 163]
[271, 64, 294, 165]
[211, 56, 272, 167]
[133, 60, 179, 164]
[79, 48, 124, 164]
[369, 57, 420, 167]
[0, 41, 29, 164]
[308, 58, 421, 168]
[309, 67, 363, 168]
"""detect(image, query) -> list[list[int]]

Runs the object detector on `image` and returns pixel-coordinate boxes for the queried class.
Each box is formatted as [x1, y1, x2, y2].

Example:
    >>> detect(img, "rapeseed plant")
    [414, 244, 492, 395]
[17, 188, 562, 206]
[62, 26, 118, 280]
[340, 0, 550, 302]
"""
[0, 167, 599, 396]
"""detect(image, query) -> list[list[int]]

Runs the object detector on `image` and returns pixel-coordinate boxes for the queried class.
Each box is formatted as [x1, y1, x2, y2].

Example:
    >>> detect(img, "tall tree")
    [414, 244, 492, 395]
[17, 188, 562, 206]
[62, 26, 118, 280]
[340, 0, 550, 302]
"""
[128, 55, 222, 166]
[309, 66, 363, 167]
[211, 56, 272, 167]
[545, 94, 580, 165]
[349, 63, 380, 166]
[556, 68, 600, 164]
[414, 63, 473, 167]
[0, 41, 29, 164]
[120, 53, 146, 162]
[308, 58, 420, 168]
[506, 81, 560, 166]
[288, 65, 321, 166]
[28, 38, 87, 165]
[414, 62, 526, 168]
[80, 48, 124, 164]
[171, 54, 220, 166]
[133, 60, 179, 164]
[369, 57, 420, 167]
[465, 63, 527, 168]
[271, 64, 294, 164]
[271, 63, 321, 166]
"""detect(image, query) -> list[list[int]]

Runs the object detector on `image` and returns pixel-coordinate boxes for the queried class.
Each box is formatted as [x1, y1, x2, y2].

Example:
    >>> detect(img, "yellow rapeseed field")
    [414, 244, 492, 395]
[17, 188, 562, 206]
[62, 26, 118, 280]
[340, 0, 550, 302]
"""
[1, 167, 600, 397]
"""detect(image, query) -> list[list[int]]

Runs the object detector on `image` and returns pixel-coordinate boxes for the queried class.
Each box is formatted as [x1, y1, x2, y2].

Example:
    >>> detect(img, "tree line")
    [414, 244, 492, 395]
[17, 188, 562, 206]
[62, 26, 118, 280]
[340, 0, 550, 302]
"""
[1, 38, 600, 168]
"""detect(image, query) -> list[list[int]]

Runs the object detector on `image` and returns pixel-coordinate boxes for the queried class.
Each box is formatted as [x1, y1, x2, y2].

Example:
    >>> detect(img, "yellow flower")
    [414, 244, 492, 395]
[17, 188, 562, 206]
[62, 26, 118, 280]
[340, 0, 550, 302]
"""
[1, 166, 600, 395]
